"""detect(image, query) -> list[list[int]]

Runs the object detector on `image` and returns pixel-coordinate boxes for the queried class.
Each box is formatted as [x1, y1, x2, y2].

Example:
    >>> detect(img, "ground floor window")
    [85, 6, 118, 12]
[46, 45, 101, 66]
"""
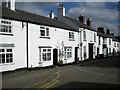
[39, 48, 52, 61]
[65, 47, 72, 59]
[0, 48, 13, 64]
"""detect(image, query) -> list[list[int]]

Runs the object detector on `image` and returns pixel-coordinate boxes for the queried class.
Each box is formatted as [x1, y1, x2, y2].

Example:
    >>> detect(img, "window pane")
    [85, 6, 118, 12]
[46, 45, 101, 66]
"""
[47, 53, 51, 60]
[46, 29, 49, 36]
[2, 54, 5, 63]
[40, 30, 45, 36]
[43, 49, 46, 52]
[0, 49, 4, 52]
[7, 49, 12, 52]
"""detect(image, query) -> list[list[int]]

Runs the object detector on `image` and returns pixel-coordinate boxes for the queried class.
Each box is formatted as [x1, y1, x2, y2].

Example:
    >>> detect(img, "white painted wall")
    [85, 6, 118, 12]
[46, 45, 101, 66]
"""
[0, 19, 27, 72]
[28, 23, 78, 68]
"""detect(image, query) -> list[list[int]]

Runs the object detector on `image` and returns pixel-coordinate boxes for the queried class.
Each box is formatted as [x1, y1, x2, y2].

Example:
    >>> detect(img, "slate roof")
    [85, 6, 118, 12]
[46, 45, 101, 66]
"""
[109, 35, 119, 42]
[64, 16, 96, 31]
[0, 6, 77, 32]
[97, 31, 109, 37]
[97, 31, 119, 42]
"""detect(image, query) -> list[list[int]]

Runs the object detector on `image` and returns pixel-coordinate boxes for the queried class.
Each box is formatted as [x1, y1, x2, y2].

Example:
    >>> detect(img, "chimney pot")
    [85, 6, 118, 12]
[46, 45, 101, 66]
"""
[87, 18, 92, 27]
[97, 26, 105, 33]
[106, 29, 110, 35]
[79, 15, 85, 23]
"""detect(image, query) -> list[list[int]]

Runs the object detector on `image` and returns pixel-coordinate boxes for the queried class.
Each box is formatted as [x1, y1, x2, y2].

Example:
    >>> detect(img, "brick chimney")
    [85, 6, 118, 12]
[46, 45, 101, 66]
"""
[49, 10, 54, 19]
[79, 15, 85, 23]
[97, 26, 105, 33]
[87, 18, 92, 27]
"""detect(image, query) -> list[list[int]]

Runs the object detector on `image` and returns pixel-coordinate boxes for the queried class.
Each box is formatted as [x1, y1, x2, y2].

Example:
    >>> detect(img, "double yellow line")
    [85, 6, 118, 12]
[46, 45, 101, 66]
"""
[40, 72, 60, 88]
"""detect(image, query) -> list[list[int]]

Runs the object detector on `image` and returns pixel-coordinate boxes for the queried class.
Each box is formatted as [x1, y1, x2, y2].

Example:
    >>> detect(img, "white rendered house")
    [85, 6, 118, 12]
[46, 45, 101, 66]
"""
[0, 1, 79, 72]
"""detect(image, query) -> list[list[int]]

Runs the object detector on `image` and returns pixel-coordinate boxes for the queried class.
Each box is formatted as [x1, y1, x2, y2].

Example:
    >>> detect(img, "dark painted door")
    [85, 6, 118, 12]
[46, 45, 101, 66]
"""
[113, 49, 115, 56]
[97, 47, 99, 58]
[53, 49, 58, 65]
[106, 48, 108, 57]
[89, 44, 93, 60]
[75, 47, 79, 63]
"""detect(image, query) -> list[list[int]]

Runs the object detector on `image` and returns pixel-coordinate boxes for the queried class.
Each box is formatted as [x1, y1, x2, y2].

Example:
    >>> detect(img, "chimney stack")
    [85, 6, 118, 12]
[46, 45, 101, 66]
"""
[2, 0, 15, 11]
[79, 15, 85, 23]
[111, 33, 114, 36]
[106, 29, 110, 35]
[57, 4, 65, 17]
[49, 10, 54, 19]
[87, 18, 92, 27]
[97, 26, 105, 33]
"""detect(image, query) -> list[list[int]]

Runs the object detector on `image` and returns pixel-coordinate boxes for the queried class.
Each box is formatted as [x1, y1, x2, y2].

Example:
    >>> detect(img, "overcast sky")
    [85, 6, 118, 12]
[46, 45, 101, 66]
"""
[16, 1, 120, 36]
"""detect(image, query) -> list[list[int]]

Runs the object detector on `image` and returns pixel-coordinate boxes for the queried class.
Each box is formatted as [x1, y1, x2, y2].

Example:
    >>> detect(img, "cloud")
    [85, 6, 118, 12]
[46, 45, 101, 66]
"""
[68, 2, 119, 36]
[16, 2, 58, 17]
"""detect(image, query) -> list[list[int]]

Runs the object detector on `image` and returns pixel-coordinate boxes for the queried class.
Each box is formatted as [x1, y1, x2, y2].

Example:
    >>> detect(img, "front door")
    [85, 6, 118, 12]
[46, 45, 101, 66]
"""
[97, 47, 99, 58]
[53, 49, 58, 65]
[75, 47, 79, 63]
[89, 44, 93, 60]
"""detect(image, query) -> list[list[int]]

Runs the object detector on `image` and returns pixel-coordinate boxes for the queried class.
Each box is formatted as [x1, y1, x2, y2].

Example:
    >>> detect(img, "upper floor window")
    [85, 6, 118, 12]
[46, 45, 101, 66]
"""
[0, 19, 12, 34]
[117, 43, 119, 47]
[69, 32, 74, 40]
[94, 33, 96, 42]
[99, 37, 101, 45]
[83, 31, 86, 41]
[109, 39, 111, 45]
[103, 38, 107, 44]
[114, 42, 116, 47]
[40, 26, 49, 38]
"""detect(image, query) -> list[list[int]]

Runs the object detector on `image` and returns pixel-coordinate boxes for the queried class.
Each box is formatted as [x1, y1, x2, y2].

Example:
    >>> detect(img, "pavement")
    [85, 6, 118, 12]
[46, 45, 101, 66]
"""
[1, 56, 120, 89]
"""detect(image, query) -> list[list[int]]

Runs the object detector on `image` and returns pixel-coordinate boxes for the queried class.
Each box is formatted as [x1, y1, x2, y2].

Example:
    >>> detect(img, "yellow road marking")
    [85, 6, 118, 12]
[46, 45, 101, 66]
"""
[45, 80, 59, 88]
[40, 72, 60, 88]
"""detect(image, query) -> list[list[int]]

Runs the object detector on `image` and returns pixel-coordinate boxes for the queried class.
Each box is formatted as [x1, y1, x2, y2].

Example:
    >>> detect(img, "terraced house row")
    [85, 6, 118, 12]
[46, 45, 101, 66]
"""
[0, 0, 120, 72]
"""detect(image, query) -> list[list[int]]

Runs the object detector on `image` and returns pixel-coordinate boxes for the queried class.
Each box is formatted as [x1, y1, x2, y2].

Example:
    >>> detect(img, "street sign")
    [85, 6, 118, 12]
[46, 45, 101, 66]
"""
[80, 43, 82, 46]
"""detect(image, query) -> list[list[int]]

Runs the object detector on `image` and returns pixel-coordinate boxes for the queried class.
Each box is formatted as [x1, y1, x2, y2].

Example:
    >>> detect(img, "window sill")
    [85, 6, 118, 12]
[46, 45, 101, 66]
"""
[0, 63, 15, 66]
[40, 36, 50, 39]
[0, 33, 13, 36]
[69, 39, 75, 41]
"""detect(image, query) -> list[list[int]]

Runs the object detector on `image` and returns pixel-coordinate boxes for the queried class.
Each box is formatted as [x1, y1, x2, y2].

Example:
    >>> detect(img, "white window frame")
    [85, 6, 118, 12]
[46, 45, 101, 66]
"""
[39, 48, 52, 61]
[69, 32, 74, 40]
[64, 47, 72, 59]
[40, 26, 49, 37]
[0, 47, 13, 65]
[0, 19, 13, 34]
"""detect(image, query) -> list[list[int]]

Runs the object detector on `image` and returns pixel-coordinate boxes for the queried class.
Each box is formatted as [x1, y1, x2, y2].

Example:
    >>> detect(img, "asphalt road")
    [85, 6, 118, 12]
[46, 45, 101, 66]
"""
[2, 56, 120, 89]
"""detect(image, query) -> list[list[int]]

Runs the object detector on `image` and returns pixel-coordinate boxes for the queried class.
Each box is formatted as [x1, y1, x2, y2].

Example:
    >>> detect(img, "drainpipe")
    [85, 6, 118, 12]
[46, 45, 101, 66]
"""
[26, 22, 29, 70]
[79, 28, 82, 61]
